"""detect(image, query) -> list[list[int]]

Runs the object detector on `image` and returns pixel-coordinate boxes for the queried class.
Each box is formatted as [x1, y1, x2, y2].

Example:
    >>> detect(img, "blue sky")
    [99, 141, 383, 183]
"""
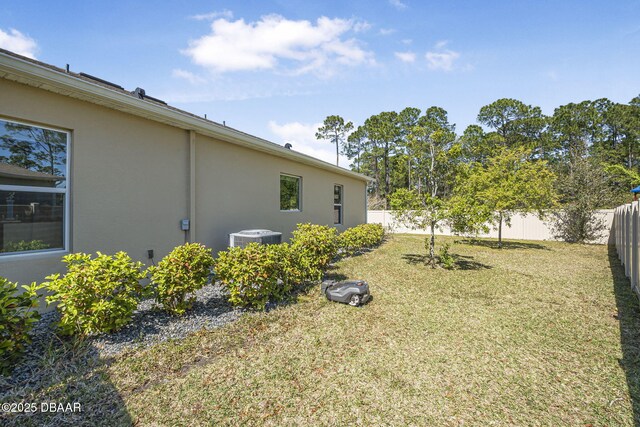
[1, 0, 639, 166]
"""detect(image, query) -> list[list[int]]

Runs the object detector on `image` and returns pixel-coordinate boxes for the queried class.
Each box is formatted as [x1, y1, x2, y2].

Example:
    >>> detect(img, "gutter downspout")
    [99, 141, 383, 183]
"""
[189, 130, 196, 242]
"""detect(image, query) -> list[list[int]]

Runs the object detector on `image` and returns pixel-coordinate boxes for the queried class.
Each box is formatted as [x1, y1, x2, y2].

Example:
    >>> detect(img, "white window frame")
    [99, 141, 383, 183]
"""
[280, 173, 302, 212]
[0, 117, 70, 260]
[334, 184, 343, 225]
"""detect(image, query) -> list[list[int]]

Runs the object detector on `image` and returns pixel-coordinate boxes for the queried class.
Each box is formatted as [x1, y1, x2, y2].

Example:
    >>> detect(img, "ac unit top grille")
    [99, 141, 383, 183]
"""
[229, 229, 282, 248]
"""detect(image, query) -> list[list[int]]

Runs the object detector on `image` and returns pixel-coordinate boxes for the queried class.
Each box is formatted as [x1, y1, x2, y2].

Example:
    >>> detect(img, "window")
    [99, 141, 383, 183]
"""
[334, 185, 343, 225]
[280, 174, 301, 211]
[0, 118, 68, 256]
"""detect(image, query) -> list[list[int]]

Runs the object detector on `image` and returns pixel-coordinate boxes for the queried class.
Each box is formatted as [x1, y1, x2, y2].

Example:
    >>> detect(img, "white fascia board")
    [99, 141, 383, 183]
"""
[0, 52, 373, 183]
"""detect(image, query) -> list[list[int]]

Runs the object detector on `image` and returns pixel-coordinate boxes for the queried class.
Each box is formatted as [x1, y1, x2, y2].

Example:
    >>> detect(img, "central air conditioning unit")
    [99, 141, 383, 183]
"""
[229, 229, 282, 248]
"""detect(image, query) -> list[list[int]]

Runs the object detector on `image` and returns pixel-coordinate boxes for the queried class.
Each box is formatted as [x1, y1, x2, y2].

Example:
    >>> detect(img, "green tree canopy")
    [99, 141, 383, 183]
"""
[452, 147, 558, 247]
[477, 98, 548, 156]
[315, 115, 354, 167]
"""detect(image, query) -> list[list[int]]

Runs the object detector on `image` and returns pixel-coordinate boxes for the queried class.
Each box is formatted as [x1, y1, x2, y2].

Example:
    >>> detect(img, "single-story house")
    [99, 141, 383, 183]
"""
[0, 48, 370, 286]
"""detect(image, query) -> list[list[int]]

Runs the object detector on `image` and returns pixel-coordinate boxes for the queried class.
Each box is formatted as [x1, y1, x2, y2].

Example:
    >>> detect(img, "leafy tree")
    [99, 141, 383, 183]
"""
[599, 98, 640, 170]
[390, 107, 457, 266]
[397, 107, 422, 189]
[390, 188, 448, 267]
[549, 100, 602, 167]
[458, 124, 490, 165]
[477, 98, 548, 156]
[407, 107, 457, 196]
[363, 111, 401, 207]
[602, 163, 640, 205]
[453, 147, 558, 248]
[345, 125, 367, 173]
[550, 159, 610, 243]
[315, 115, 353, 167]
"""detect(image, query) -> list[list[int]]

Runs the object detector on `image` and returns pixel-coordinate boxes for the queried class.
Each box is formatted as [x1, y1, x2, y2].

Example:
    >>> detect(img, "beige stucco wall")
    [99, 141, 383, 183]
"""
[0, 78, 367, 286]
[194, 133, 366, 250]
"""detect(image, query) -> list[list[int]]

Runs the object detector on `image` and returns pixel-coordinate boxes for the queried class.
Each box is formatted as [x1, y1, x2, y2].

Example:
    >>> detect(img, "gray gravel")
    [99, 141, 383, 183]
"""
[91, 282, 243, 357]
[3, 282, 243, 388]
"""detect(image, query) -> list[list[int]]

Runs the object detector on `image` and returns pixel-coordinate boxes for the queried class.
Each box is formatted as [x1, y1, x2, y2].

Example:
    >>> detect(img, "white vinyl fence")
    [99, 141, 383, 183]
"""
[367, 209, 615, 245]
[615, 202, 640, 294]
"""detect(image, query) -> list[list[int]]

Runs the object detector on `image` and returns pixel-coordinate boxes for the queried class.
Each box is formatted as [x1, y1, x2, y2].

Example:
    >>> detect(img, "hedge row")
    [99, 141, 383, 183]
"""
[0, 223, 384, 374]
[0, 243, 213, 374]
[215, 222, 384, 309]
[338, 223, 385, 256]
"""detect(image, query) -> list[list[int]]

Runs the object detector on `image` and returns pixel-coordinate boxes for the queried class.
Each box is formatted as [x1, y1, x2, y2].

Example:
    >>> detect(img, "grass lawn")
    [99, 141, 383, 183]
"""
[3, 234, 640, 426]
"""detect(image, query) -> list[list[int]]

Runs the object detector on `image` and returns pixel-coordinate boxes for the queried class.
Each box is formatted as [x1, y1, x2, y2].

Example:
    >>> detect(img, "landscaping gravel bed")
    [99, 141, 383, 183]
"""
[3, 282, 243, 388]
[91, 282, 243, 357]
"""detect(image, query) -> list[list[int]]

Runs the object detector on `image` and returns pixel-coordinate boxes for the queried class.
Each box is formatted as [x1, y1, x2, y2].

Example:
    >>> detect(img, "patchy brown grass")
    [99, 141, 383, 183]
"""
[4, 234, 640, 426]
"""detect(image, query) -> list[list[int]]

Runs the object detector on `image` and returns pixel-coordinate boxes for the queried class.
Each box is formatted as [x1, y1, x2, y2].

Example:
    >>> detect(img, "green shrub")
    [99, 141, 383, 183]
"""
[268, 242, 309, 288]
[0, 278, 41, 375]
[1, 239, 50, 253]
[148, 243, 214, 316]
[438, 243, 456, 270]
[338, 223, 385, 256]
[290, 223, 338, 280]
[214, 243, 293, 310]
[44, 252, 147, 336]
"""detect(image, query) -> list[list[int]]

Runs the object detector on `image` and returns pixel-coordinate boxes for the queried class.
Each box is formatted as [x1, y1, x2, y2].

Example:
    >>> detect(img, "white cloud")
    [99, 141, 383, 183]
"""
[379, 28, 396, 36]
[395, 51, 416, 63]
[434, 40, 449, 49]
[425, 42, 460, 71]
[268, 120, 350, 166]
[401, 38, 413, 45]
[190, 10, 233, 21]
[353, 20, 372, 33]
[0, 28, 38, 59]
[182, 14, 374, 77]
[171, 68, 207, 84]
[388, 0, 408, 10]
[426, 50, 459, 71]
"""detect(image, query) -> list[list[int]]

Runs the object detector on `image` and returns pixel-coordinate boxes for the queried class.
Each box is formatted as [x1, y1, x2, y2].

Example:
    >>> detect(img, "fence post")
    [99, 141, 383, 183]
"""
[615, 206, 622, 259]
[617, 206, 625, 263]
[633, 204, 639, 290]
[616, 207, 619, 253]
[616, 207, 620, 255]
[620, 205, 627, 266]
[626, 205, 632, 276]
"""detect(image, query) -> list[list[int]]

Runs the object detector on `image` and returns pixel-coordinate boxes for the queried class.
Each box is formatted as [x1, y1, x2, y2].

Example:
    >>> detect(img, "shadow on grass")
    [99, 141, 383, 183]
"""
[609, 244, 640, 426]
[1, 334, 132, 426]
[401, 253, 492, 270]
[323, 264, 349, 282]
[457, 238, 550, 250]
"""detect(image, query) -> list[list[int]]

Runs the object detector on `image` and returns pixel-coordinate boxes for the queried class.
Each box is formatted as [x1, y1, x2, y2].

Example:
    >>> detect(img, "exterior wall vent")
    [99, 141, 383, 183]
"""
[229, 229, 282, 248]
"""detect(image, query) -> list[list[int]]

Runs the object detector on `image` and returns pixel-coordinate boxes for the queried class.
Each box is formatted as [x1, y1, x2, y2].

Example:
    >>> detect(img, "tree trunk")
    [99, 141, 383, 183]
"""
[384, 142, 390, 209]
[374, 157, 380, 199]
[429, 142, 436, 197]
[335, 135, 339, 166]
[498, 211, 503, 248]
[430, 221, 436, 268]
